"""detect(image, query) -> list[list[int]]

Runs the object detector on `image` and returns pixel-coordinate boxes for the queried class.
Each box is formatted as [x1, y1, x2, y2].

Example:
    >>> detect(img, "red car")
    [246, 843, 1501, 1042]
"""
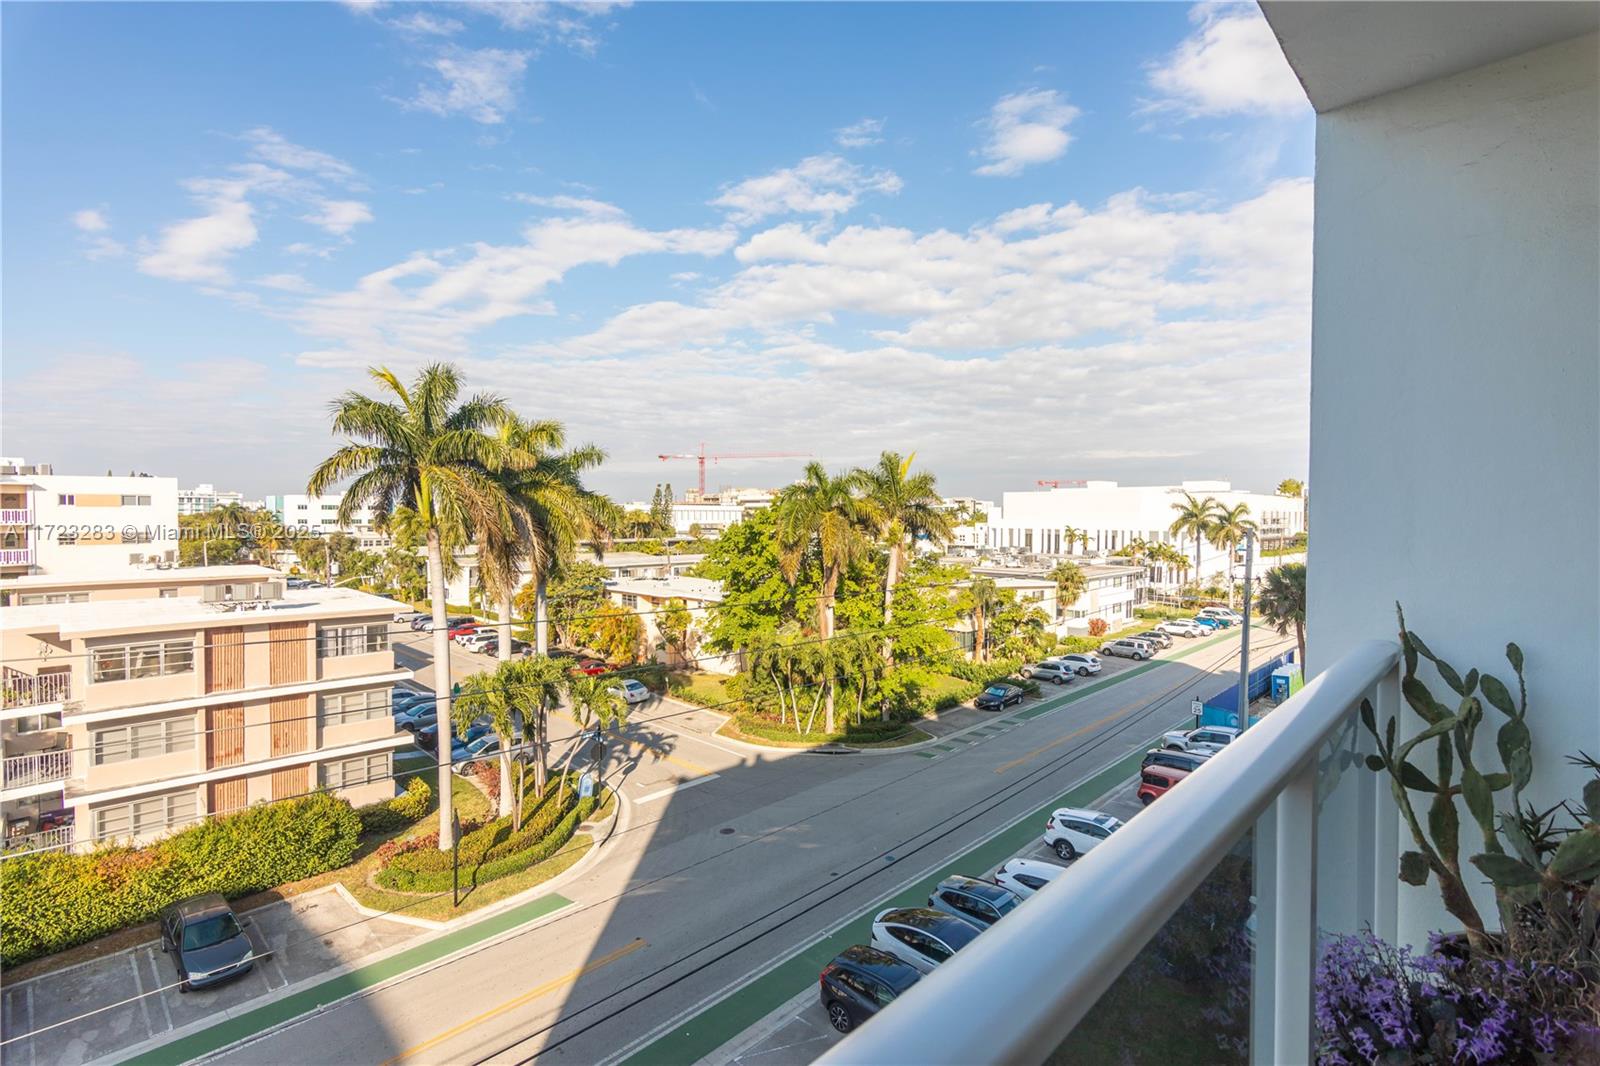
[572, 659, 607, 676]
[447, 620, 480, 639]
[1137, 765, 1190, 806]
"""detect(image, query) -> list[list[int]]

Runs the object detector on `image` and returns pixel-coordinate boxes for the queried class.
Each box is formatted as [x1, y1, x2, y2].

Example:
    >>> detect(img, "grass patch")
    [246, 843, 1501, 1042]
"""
[716, 715, 925, 749]
[668, 671, 736, 708]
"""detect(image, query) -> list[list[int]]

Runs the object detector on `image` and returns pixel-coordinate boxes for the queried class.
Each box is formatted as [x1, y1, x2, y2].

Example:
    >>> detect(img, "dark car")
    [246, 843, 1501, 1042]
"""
[927, 875, 1022, 929]
[418, 718, 491, 751]
[159, 894, 255, 991]
[974, 683, 1024, 711]
[1142, 748, 1210, 774]
[818, 944, 921, 1034]
[1133, 629, 1173, 649]
[476, 637, 530, 656]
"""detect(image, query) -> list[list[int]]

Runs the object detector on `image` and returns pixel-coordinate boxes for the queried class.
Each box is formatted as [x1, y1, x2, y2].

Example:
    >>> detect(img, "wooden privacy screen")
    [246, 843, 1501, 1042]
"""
[208, 777, 247, 815]
[204, 627, 245, 693]
[268, 622, 310, 685]
[269, 695, 308, 756]
[270, 764, 309, 800]
[207, 703, 245, 767]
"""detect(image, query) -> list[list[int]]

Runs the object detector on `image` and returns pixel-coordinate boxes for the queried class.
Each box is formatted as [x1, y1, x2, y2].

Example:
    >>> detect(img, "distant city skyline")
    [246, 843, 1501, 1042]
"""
[3, 2, 1313, 500]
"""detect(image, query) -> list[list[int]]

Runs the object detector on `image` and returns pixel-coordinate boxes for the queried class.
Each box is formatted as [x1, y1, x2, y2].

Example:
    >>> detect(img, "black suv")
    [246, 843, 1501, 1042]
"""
[819, 945, 921, 1033]
[1142, 748, 1209, 774]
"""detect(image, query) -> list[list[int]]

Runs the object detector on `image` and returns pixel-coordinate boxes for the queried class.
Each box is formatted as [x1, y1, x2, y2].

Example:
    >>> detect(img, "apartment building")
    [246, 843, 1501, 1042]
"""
[605, 575, 738, 674]
[951, 480, 1305, 588]
[0, 458, 179, 580]
[177, 483, 261, 515]
[444, 549, 705, 607]
[263, 492, 390, 550]
[964, 562, 1147, 635]
[0, 568, 412, 854]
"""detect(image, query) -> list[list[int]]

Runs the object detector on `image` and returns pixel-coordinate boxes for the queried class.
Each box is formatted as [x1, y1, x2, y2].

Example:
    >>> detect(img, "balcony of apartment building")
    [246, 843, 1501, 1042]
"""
[822, 6, 1598, 1064]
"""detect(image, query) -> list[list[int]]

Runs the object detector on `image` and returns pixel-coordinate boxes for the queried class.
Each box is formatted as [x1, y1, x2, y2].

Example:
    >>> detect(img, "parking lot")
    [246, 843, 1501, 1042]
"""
[0, 888, 422, 1066]
[709, 776, 1147, 1066]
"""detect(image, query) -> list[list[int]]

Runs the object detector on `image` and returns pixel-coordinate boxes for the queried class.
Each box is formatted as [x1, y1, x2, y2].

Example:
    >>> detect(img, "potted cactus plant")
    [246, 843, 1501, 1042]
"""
[1320, 605, 1600, 1061]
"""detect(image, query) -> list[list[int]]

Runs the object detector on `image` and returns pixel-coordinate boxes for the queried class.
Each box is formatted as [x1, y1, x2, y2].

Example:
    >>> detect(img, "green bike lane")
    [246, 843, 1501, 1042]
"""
[618, 626, 1256, 1066]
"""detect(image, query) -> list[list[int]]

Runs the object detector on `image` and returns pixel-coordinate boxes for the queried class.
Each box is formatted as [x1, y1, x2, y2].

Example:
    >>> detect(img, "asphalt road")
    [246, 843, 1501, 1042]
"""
[207, 628, 1287, 1066]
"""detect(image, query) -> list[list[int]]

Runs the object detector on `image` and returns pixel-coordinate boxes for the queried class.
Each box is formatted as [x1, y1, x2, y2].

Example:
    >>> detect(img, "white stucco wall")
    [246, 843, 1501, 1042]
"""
[1305, 34, 1599, 941]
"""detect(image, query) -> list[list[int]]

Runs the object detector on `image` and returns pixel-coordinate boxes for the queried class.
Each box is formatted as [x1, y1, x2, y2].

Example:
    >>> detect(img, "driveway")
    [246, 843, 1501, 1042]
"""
[0, 887, 421, 1066]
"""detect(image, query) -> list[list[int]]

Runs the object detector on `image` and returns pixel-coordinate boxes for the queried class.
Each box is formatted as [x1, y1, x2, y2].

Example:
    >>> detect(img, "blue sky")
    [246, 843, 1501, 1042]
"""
[2, 1, 1314, 501]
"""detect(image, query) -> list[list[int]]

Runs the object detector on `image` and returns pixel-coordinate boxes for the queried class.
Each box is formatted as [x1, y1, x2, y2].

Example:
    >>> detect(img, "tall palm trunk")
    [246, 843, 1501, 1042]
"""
[820, 568, 837, 735]
[534, 572, 550, 655]
[533, 701, 549, 795]
[881, 542, 900, 666]
[494, 593, 515, 817]
[1294, 620, 1306, 672]
[974, 604, 987, 663]
[426, 529, 455, 850]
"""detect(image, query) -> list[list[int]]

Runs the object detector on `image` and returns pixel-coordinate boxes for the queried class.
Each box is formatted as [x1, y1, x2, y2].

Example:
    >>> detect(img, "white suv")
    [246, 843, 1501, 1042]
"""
[1043, 808, 1123, 861]
[1051, 654, 1102, 676]
[1156, 619, 1205, 638]
[1162, 725, 1239, 755]
[1020, 661, 1074, 685]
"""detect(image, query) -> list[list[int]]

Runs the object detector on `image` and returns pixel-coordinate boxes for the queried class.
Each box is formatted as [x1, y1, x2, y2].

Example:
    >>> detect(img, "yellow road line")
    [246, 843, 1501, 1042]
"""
[624, 736, 714, 777]
[379, 938, 647, 1065]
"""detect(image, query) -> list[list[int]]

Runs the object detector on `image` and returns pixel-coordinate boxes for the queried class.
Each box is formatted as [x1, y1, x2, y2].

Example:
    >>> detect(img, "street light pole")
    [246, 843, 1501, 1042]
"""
[1236, 530, 1254, 731]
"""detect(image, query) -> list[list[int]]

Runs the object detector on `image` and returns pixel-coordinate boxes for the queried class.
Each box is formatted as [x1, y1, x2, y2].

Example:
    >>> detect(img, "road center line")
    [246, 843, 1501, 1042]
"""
[378, 938, 647, 1066]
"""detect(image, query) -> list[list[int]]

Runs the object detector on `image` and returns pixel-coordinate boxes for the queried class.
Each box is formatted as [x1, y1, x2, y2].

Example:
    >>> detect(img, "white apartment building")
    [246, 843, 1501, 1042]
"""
[177, 484, 260, 515]
[444, 549, 705, 609]
[965, 562, 1148, 635]
[0, 567, 412, 854]
[0, 459, 179, 581]
[952, 480, 1305, 588]
[264, 493, 390, 550]
[605, 575, 739, 674]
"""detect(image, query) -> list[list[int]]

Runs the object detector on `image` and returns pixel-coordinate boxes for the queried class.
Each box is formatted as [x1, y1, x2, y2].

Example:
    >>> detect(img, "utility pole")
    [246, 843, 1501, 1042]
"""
[1236, 530, 1255, 732]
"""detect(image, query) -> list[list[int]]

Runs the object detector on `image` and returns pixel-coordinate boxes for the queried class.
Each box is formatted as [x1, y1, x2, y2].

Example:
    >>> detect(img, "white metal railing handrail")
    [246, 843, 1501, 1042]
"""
[1, 668, 72, 709]
[2, 747, 73, 789]
[819, 638, 1400, 1066]
[2, 824, 73, 855]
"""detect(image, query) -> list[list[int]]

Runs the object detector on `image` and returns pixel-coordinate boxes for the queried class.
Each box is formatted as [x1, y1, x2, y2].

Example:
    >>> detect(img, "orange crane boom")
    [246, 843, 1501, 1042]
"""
[657, 443, 809, 496]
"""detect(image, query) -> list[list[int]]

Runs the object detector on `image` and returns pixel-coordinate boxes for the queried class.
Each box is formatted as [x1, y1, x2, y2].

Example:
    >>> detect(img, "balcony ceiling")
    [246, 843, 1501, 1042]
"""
[1259, 1, 1600, 112]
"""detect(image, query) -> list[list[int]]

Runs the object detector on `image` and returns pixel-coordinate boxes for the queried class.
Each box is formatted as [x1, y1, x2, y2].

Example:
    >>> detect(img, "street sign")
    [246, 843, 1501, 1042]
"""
[1190, 699, 1203, 718]
[579, 772, 595, 799]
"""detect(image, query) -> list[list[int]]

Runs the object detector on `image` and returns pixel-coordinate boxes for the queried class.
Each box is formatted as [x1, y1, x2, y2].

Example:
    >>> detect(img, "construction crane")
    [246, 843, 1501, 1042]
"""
[658, 443, 810, 497]
[1036, 478, 1088, 489]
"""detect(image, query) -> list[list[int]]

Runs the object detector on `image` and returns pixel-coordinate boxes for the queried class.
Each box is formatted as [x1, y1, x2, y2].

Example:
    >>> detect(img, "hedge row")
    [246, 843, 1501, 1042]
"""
[0, 793, 361, 965]
[355, 777, 432, 836]
[376, 792, 601, 893]
[374, 776, 581, 886]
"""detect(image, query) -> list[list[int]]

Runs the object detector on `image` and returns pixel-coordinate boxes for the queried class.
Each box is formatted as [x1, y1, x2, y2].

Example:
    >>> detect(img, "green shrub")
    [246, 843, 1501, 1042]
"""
[376, 791, 602, 893]
[389, 777, 432, 821]
[0, 793, 360, 965]
[1055, 635, 1104, 654]
[356, 776, 432, 836]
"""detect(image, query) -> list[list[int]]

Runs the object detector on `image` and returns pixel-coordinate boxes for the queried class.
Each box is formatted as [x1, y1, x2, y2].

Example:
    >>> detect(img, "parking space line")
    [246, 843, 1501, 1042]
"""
[378, 938, 647, 1066]
[146, 950, 174, 1032]
[130, 953, 157, 1039]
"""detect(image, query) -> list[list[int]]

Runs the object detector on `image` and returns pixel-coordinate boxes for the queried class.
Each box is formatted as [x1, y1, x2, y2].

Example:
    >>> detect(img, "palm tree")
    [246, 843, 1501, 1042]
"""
[773, 462, 881, 733]
[309, 363, 522, 850]
[965, 575, 1003, 663]
[858, 451, 955, 665]
[1168, 493, 1223, 597]
[1276, 478, 1304, 498]
[1047, 561, 1087, 621]
[1207, 503, 1258, 608]
[453, 664, 524, 820]
[1061, 525, 1089, 554]
[1257, 563, 1307, 668]
[558, 675, 629, 800]
[504, 654, 568, 804]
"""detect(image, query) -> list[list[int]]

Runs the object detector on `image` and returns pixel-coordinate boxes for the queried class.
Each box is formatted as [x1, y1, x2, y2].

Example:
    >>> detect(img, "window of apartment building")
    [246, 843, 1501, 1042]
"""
[120, 495, 153, 507]
[93, 790, 197, 840]
[16, 592, 90, 605]
[322, 504, 337, 510]
[14, 710, 64, 733]
[158, 588, 177, 598]
[317, 623, 388, 658]
[319, 688, 390, 726]
[91, 639, 196, 682]
[92, 716, 198, 764]
[57, 494, 75, 505]
[619, 593, 638, 608]
[320, 751, 390, 789]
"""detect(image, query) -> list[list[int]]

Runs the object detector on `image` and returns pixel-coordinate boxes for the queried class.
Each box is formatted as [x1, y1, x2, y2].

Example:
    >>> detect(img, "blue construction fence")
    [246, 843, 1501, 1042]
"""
[1197, 650, 1298, 730]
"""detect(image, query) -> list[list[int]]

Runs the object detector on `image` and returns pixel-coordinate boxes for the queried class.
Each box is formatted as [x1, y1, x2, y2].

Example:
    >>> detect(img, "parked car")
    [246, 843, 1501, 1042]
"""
[395, 703, 438, 732]
[391, 688, 432, 708]
[609, 679, 652, 705]
[926, 875, 1022, 929]
[409, 615, 434, 631]
[1156, 619, 1206, 638]
[571, 658, 608, 677]
[476, 636, 530, 657]
[1019, 660, 1074, 685]
[1190, 615, 1222, 630]
[286, 577, 310, 590]
[869, 908, 982, 974]
[1051, 653, 1101, 676]
[1132, 629, 1172, 649]
[1044, 807, 1123, 861]
[1142, 748, 1210, 774]
[447, 620, 481, 640]
[1099, 638, 1153, 660]
[420, 718, 491, 752]
[994, 858, 1067, 900]
[1162, 724, 1239, 755]
[1138, 765, 1190, 805]
[452, 732, 527, 774]
[818, 945, 922, 1034]
[158, 894, 255, 992]
[393, 610, 429, 625]
[974, 683, 1024, 710]
[1195, 608, 1234, 628]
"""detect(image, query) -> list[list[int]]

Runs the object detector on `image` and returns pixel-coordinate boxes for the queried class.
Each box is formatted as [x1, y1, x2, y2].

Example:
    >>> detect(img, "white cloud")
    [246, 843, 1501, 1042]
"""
[465, 1, 629, 52]
[835, 117, 885, 148]
[509, 193, 627, 218]
[302, 199, 375, 236]
[1144, 5, 1308, 118]
[712, 154, 903, 226]
[388, 10, 463, 35]
[241, 127, 360, 185]
[138, 166, 297, 283]
[254, 272, 315, 292]
[73, 208, 110, 233]
[973, 89, 1081, 177]
[408, 47, 531, 124]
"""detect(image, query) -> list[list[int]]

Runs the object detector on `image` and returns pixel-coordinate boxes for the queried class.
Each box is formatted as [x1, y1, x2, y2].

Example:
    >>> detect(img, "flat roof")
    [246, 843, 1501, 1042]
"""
[1, 565, 281, 590]
[586, 551, 707, 567]
[604, 575, 723, 602]
[3, 585, 406, 639]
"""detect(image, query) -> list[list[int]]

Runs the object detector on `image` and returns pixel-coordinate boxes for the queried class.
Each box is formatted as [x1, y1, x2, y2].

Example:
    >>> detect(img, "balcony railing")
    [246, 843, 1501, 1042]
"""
[0, 547, 33, 566]
[2, 748, 72, 790]
[1, 669, 71, 709]
[0, 508, 30, 525]
[1, 824, 73, 856]
[819, 639, 1401, 1066]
